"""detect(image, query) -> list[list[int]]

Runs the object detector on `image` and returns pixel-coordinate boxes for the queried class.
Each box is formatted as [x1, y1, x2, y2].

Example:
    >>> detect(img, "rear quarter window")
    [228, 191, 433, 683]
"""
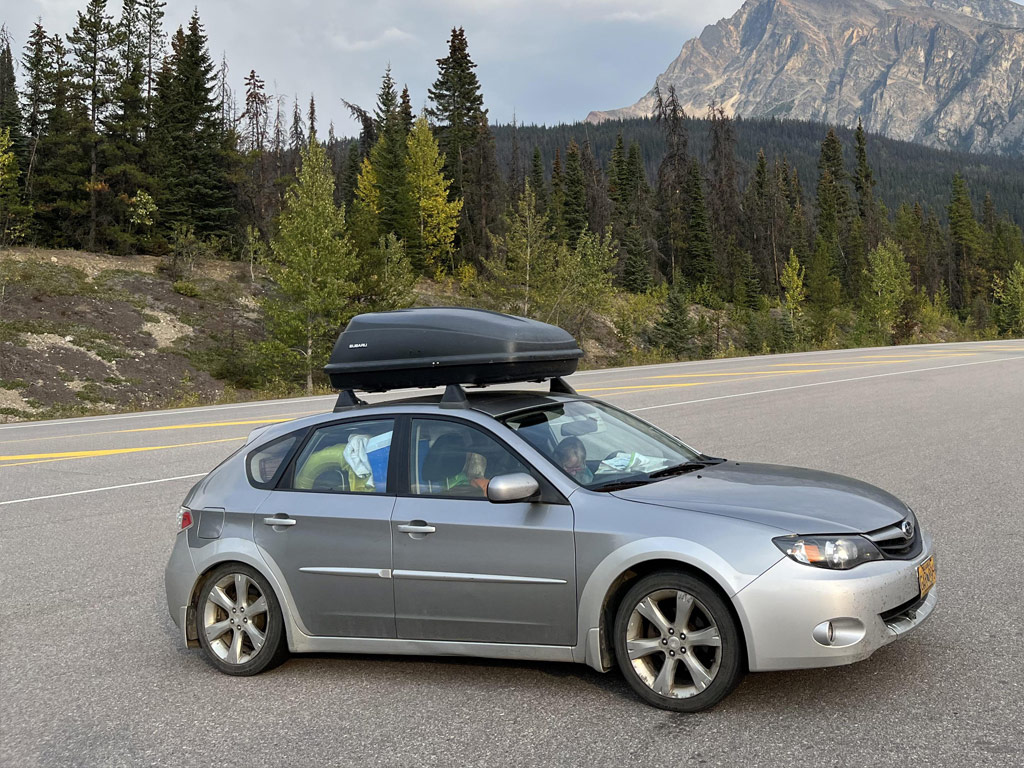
[246, 434, 299, 489]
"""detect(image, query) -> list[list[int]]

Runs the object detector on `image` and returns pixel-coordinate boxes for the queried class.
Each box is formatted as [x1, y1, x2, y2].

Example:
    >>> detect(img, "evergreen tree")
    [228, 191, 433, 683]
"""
[815, 128, 858, 297]
[0, 127, 27, 243]
[139, 0, 166, 128]
[562, 139, 586, 246]
[406, 115, 462, 271]
[339, 141, 360, 209]
[350, 156, 381, 254]
[652, 284, 695, 357]
[528, 146, 546, 213]
[654, 86, 688, 278]
[622, 223, 651, 293]
[399, 85, 414, 133]
[580, 140, 610, 237]
[150, 12, 235, 238]
[608, 132, 625, 213]
[947, 173, 983, 311]
[0, 33, 25, 162]
[427, 27, 484, 193]
[67, 0, 119, 249]
[21, 22, 49, 199]
[261, 135, 359, 393]
[780, 249, 806, 324]
[549, 147, 564, 239]
[32, 34, 89, 246]
[368, 69, 414, 249]
[482, 181, 559, 317]
[682, 159, 714, 288]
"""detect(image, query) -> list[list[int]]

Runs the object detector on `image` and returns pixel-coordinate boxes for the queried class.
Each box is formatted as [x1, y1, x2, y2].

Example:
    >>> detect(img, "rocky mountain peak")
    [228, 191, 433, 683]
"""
[587, 0, 1024, 154]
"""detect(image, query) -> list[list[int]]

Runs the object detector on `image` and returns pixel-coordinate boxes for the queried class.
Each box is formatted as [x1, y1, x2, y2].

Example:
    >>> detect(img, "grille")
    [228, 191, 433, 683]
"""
[865, 517, 922, 560]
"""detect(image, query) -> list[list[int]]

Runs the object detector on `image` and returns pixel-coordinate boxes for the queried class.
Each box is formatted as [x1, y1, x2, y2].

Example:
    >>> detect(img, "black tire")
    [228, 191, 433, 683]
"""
[195, 563, 288, 676]
[613, 571, 744, 712]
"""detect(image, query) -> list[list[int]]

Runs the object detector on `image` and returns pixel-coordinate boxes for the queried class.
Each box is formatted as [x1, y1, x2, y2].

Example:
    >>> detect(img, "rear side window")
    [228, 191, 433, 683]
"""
[284, 419, 394, 494]
[247, 435, 299, 488]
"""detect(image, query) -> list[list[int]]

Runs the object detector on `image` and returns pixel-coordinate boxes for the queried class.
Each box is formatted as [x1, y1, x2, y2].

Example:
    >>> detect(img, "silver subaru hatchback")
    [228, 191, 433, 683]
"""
[165, 389, 936, 712]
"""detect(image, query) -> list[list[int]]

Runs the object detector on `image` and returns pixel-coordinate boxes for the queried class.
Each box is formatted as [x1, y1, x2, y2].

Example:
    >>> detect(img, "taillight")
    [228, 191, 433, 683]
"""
[176, 506, 193, 532]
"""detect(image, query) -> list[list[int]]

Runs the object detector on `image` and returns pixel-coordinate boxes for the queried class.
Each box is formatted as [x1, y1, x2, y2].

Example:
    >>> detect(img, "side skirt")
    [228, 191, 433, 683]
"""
[289, 632, 577, 664]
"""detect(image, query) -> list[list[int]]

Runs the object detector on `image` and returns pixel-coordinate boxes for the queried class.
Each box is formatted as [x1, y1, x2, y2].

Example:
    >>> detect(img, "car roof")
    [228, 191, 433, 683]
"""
[381, 389, 584, 417]
[248, 389, 587, 447]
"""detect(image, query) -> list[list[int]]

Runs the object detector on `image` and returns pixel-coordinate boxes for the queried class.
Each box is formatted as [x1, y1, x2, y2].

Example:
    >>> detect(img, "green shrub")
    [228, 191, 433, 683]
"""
[173, 280, 200, 297]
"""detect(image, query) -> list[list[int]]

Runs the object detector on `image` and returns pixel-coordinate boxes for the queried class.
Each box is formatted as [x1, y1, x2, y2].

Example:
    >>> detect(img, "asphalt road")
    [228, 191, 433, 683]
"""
[2, 340, 1023, 767]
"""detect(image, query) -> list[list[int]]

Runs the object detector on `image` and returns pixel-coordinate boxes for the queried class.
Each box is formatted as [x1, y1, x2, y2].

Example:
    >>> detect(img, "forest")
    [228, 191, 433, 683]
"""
[1, 0, 1023, 396]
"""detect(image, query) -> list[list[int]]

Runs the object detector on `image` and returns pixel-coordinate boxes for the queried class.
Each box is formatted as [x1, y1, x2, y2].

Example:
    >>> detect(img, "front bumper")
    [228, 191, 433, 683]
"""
[734, 533, 936, 671]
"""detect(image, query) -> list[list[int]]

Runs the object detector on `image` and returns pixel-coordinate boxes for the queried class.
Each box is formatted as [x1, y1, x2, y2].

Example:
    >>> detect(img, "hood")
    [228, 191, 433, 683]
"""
[612, 462, 909, 534]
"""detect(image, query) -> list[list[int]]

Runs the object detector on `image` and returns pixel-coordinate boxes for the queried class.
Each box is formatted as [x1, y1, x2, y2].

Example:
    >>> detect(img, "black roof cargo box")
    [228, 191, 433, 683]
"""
[324, 308, 583, 392]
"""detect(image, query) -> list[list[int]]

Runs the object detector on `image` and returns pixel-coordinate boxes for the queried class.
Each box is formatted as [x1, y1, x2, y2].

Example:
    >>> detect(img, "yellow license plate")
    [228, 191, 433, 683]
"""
[918, 556, 936, 598]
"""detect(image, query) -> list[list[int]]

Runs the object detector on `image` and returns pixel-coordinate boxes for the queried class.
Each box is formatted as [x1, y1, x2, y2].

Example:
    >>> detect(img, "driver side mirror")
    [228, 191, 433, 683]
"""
[487, 473, 540, 503]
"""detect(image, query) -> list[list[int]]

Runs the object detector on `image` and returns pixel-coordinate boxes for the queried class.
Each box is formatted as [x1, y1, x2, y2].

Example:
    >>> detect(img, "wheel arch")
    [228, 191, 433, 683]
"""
[186, 541, 294, 649]
[574, 538, 756, 673]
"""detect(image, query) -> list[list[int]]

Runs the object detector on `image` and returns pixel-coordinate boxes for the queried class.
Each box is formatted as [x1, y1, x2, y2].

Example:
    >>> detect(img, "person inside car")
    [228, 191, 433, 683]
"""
[554, 436, 594, 485]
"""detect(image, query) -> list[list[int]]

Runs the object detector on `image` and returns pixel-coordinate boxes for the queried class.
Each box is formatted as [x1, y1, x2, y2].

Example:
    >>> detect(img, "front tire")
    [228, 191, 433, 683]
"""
[613, 572, 744, 712]
[195, 563, 288, 676]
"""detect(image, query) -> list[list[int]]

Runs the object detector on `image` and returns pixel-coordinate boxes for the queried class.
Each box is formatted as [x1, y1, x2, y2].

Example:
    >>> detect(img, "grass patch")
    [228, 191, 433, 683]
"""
[0, 378, 26, 390]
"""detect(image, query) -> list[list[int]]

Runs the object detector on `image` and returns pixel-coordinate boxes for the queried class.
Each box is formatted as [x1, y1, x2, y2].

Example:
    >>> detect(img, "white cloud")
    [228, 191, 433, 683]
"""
[331, 27, 415, 52]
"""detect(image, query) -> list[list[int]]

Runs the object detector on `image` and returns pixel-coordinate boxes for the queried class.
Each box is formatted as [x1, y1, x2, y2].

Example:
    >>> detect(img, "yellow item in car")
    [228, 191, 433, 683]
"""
[294, 443, 375, 492]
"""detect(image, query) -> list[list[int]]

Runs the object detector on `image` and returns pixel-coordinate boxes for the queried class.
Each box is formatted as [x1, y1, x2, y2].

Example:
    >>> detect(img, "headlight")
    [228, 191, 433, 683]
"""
[773, 535, 883, 569]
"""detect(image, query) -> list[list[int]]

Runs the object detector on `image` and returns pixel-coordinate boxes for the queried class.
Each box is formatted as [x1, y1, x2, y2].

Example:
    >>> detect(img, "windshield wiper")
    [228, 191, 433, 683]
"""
[647, 461, 708, 480]
[589, 475, 652, 492]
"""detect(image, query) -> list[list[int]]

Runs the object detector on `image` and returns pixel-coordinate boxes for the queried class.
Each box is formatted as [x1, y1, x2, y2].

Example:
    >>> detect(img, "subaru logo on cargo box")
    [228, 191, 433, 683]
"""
[348, 343, 368, 349]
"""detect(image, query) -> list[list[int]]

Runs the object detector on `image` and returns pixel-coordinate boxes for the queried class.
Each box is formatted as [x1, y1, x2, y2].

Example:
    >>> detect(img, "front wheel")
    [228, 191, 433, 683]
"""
[613, 572, 744, 712]
[195, 563, 288, 676]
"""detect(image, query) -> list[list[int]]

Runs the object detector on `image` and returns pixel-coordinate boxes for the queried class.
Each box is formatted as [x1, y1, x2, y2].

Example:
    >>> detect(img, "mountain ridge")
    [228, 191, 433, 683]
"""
[587, 0, 1024, 155]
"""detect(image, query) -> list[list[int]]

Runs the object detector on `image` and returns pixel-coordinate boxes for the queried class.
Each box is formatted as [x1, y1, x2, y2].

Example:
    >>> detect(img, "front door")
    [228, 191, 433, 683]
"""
[391, 418, 576, 646]
[254, 418, 397, 638]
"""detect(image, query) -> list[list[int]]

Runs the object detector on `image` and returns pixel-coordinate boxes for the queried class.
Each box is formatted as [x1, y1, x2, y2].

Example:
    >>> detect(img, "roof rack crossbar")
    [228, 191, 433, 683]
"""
[439, 383, 470, 409]
[550, 377, 577, 395]
[333, 389, 367, 412]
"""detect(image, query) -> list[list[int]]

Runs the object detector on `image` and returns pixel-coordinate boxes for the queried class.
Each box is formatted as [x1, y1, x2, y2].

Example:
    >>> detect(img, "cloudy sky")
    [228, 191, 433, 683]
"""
[2, 0, 737, 134]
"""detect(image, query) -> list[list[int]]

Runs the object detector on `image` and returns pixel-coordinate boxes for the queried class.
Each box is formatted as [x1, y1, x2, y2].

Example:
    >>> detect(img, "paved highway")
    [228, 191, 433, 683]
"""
[2, 340, 1023, 767]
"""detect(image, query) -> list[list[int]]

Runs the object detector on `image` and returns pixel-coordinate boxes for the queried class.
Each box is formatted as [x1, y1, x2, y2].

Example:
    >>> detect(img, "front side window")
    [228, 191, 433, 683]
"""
[502, 401, 702, 490]
[286, 419, 394, 493]
[409, 419, 531, 498]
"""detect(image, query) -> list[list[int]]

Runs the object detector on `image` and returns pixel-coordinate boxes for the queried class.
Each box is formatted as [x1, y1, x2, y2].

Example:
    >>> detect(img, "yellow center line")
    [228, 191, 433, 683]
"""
[854, 353, 978, 359]
[0, 436, 246, 466]
[581, 369, 824, 397]
[647, 370, 824, 379]
[0, 411, 319, 447]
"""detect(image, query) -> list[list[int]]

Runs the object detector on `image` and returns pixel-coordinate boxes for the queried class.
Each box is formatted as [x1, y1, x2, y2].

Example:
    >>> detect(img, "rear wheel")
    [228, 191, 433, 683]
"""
[195, 563, 288, 676]
[613, 572, 744, 712]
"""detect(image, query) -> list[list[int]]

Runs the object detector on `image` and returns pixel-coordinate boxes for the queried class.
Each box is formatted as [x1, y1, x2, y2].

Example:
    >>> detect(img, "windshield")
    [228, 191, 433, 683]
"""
[501, 400, 703, 490]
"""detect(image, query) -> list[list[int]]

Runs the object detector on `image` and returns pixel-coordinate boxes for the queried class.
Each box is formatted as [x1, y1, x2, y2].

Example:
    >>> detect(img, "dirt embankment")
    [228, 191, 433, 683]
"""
[0, 249, 262, 422]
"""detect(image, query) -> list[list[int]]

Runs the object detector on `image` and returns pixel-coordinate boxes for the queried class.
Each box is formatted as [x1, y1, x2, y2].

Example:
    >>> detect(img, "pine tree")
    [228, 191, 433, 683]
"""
[780, 249, 806, 324]
[67, 0, 119, 250]
[350, 156, 381, 254]
[406, 115, 462, 271]
[32, 34, 89, 246]
[399, 85, 414, 133]
[563, 139, 587, 246]
[549, 147, 564, 240]
[654, 86, 688, 278]
[947, 173, 984, 311]
[307, 93, 317, 140]
[482, 181, 559, 317]
[0, 33, 25, 162]
[150, 12, 235, 238]
[815, 128, 856, 297]
[863, 240, 912, 342]
[139, 0, 166, 129]
[21, 22, 49, 199]
[427, 26, 485, 193]
[262, 135, 359, 393]
[580, 140, 610, 237]
[0, 127, 27, 243]
[652, 284, 695, 357]
[528, 146, 546, 213]
[368, 68, 414, 248]
[622, 223, 651, 293]
[682, 159, 714, 289]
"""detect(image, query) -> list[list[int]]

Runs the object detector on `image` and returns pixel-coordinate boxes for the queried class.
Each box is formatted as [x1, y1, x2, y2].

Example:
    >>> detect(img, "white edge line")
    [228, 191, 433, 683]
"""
[628, 355, 1024, 412]
[0, 473, 207, 506]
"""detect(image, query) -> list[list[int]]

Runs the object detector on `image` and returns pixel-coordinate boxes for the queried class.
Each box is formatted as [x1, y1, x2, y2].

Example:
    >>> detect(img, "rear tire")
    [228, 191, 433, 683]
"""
[195, 563, 288, 676]
[613, 571, 744, 712]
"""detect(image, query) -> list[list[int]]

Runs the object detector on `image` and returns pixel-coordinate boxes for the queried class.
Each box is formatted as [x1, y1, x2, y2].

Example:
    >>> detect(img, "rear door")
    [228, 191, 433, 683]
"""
[390, 417, 576, 646]
[253, 418, 397, 638]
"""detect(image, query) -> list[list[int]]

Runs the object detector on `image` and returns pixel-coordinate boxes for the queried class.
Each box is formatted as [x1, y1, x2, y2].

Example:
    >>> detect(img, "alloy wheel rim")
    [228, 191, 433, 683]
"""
[202, 573, 270, 665]
[625, 588, 722, 699]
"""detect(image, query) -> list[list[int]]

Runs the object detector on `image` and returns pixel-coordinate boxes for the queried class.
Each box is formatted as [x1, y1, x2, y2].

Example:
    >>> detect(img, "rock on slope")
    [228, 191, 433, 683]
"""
[587, 0, 1024, 155]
